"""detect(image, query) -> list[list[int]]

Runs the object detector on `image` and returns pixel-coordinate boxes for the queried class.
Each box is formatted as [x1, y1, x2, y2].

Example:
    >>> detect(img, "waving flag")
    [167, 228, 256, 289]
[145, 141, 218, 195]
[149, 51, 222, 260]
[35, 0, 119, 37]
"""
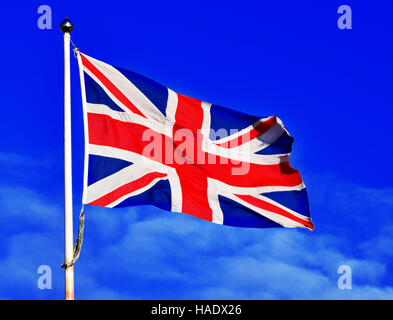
[77, 52, 313, 230]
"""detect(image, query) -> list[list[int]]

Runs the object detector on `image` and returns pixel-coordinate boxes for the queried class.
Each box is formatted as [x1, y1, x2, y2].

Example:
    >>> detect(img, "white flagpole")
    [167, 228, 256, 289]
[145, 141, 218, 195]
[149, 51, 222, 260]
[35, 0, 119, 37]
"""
[60, 16, 74, 300]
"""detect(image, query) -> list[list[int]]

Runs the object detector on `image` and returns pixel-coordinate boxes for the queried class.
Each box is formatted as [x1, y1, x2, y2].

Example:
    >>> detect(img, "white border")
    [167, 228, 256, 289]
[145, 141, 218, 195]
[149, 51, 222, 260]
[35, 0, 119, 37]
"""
[77, 52, 90, 204]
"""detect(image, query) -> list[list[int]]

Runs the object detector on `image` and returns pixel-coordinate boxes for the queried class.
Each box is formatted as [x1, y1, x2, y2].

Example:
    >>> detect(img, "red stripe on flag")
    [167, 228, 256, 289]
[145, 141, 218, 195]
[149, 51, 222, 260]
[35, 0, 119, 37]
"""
[174, 94, 205, 131]
[89, 172, 167, 207]
[87, 113, 303, 188]
[216, 117, 278, 148]
[80, 53, 146, 118]
[235, 194, 314, 230]
[176, 169, 212, 222]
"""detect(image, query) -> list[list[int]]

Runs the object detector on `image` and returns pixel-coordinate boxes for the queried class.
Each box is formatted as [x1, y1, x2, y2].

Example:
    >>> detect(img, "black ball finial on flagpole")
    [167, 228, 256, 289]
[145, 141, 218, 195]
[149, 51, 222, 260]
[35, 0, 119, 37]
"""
[60, 16, 74, 33]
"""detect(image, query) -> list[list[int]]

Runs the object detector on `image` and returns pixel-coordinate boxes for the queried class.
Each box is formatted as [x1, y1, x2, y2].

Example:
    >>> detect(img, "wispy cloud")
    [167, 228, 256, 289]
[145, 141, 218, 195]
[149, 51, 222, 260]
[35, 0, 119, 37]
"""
[0, 154, 392, 299]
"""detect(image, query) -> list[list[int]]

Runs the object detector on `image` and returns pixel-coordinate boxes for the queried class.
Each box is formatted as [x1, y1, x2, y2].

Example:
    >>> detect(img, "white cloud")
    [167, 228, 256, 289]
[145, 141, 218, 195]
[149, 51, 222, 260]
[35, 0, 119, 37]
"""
[0, 160, 393, 299]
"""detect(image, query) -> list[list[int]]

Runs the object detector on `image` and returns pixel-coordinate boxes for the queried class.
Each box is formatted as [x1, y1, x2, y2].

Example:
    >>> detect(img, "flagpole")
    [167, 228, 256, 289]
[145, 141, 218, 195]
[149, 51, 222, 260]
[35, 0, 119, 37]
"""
[60, 16, 75, 300]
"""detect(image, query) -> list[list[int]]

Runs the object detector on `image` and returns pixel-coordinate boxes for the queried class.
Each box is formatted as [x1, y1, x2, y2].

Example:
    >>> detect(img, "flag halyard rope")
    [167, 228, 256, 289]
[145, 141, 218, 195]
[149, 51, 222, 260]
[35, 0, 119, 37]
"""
[71, 39, 79, 58]
[61, 206, 85, 269]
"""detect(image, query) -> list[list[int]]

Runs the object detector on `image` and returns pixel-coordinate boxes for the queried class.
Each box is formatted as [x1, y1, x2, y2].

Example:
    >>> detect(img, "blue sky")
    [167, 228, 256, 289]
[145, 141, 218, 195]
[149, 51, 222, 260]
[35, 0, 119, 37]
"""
[0, 1, 393, 299]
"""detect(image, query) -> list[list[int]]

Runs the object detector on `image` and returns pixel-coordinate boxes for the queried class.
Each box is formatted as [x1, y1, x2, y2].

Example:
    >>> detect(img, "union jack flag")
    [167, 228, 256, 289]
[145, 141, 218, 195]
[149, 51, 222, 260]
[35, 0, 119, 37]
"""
[77, 52, 313, 230]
